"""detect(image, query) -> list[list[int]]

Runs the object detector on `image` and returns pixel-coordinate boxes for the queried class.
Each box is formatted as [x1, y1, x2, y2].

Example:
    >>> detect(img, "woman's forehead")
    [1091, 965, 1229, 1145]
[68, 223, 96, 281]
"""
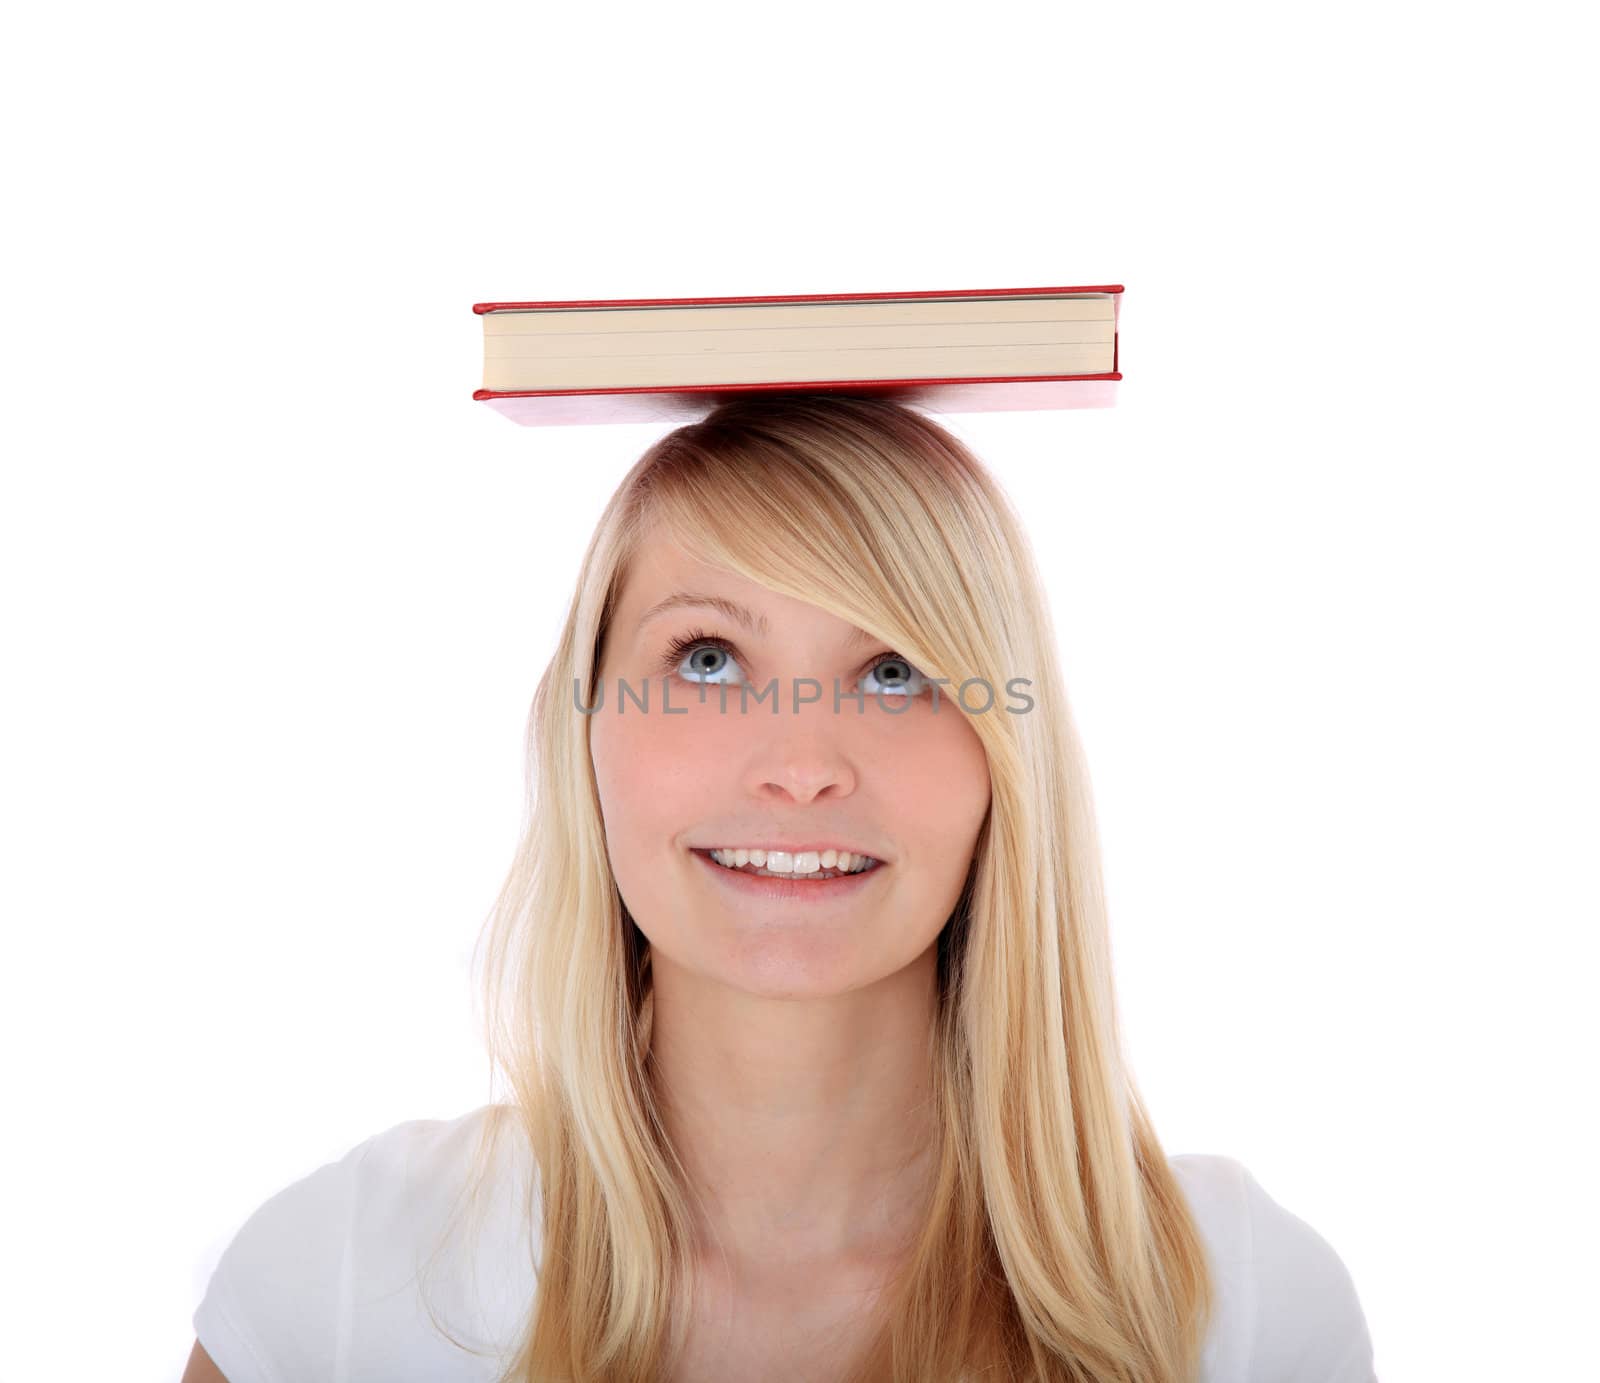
[615, 526, 774, 620]
[612, 543, 880, 657]
[622, 527, 722, 590]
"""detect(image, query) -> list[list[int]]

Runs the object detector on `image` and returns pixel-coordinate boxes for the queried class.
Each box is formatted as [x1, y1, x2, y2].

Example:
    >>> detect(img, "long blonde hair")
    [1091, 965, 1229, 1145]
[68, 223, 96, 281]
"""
[437, 392, 1214, 1382]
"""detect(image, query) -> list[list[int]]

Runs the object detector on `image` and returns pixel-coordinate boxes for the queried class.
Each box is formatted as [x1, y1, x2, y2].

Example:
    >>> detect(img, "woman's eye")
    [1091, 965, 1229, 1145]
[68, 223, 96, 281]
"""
[662, 633, 928, 699]
[861, 654, 929, 698]
[671, 636, 746, 686]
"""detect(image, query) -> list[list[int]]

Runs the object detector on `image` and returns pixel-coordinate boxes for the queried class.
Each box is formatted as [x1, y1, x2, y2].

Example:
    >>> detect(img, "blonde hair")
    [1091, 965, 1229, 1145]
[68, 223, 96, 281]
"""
[433, 393, 1214, 1382]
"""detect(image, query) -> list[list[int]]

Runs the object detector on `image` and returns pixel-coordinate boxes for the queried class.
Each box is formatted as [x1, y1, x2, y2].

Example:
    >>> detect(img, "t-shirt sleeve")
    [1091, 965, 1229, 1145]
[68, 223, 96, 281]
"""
[1240, 1163, 1378, 1382]
[192, 1133, 374, 1383]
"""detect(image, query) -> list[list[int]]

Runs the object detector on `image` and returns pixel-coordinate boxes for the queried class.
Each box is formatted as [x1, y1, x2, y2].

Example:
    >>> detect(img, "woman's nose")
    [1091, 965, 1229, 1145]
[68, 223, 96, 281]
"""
[740, 698, 858, 804]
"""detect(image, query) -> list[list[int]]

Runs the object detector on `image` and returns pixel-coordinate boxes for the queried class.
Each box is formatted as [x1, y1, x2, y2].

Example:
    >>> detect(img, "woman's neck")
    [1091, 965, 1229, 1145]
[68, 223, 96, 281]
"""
[646, 945, 941, 1274]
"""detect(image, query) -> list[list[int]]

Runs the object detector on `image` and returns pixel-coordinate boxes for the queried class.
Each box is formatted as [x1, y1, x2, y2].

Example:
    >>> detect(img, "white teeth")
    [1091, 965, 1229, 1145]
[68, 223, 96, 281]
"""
[707, 848, 876, 877]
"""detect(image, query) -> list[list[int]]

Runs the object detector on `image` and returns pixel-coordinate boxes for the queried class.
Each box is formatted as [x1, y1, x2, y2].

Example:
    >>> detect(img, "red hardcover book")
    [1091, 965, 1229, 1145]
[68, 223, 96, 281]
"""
[472, 284, 1123, 427]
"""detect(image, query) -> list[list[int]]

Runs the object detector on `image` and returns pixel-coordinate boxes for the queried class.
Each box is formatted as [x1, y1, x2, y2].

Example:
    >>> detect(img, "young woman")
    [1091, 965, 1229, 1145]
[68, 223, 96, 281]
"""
[185, 393, 1376, 1382]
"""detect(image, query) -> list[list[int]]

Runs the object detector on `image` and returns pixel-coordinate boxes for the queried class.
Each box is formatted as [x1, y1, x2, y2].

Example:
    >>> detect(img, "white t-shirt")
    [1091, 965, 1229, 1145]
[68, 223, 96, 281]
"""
[193, 1106, 1377, 1382]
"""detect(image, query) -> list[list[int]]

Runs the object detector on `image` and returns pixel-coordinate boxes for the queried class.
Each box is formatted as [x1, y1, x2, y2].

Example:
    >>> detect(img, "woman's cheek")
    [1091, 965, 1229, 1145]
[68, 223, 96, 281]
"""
[893, 701, 988, 783]
[591, 683, 718, 819]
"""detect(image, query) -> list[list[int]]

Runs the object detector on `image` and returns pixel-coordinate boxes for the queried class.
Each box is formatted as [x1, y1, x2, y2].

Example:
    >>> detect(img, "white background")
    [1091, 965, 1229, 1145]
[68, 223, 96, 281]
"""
[2, 1, 1595, 1378]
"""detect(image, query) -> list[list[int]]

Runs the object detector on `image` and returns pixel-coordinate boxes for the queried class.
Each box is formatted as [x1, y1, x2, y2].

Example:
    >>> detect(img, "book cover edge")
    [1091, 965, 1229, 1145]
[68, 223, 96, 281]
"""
[472, 285, 1125, 313]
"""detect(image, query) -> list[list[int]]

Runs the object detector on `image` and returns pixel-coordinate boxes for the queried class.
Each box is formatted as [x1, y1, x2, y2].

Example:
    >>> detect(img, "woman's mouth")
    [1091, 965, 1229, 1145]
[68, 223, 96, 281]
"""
[690, 847, 886, 903]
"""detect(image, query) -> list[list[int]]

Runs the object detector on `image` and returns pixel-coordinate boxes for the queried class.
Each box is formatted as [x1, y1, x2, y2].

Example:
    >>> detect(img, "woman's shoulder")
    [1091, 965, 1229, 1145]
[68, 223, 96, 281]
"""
[353, 1102, 535, 1212]
[248, 1102, 535, 1251]
[193, 1105, 539, 1383]
[1166, 1153, 1377, 1382]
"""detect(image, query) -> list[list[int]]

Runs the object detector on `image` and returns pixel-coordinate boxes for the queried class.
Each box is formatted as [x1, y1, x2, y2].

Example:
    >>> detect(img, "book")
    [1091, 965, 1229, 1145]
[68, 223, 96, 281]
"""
[471, 284, 1122, 427]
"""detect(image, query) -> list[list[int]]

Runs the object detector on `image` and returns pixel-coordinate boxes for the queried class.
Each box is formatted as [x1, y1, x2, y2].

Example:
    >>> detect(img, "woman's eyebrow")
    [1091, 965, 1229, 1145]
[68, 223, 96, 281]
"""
[637, 592, 874, 648]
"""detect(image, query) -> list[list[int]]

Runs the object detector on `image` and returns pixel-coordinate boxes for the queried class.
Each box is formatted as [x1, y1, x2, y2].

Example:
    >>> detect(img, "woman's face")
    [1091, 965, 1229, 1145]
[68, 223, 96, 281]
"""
[588, 527, 991, 998]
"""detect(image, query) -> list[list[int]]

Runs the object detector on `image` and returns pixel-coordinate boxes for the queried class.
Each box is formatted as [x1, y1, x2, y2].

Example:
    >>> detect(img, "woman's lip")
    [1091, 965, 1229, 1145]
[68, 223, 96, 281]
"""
[691, 848, 886, 904]
[690, 846, 885, 864]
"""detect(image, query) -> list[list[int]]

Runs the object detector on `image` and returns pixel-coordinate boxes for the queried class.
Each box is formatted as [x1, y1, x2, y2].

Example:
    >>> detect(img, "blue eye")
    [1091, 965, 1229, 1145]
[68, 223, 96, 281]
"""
[658, 629, 929, 699]
[862, 653, 929, 698]
[665, 630, 746, 686]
